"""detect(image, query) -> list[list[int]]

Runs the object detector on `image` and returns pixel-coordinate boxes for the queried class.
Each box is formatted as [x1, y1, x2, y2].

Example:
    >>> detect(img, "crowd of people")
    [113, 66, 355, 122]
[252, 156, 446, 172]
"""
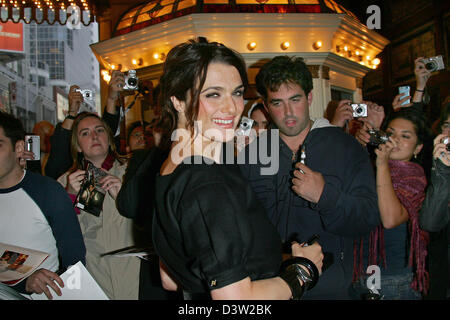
[0, 37, 448, 300]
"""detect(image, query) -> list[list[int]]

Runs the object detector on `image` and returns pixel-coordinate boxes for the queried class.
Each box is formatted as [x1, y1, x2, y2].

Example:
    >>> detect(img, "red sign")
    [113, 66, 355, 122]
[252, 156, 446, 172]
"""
[0, 21, 24, 53]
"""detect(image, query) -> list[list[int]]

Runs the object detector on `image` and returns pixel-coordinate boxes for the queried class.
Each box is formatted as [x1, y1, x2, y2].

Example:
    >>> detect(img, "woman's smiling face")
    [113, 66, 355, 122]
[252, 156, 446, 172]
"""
[195, 62, 245, 142]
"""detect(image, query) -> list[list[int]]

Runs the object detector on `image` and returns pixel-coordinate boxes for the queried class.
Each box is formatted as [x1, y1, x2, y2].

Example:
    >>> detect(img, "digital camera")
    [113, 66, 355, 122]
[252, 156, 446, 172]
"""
[442, 137, 450, 152]
[25, 135, 40, 161]
[123, 70, 139, 90]
[351, 103, 368, 118]
[368, 129, 391, 146]
[235, 116, 255, 137]
[421, 55, 445, 72]
[76, 89, 94, 101]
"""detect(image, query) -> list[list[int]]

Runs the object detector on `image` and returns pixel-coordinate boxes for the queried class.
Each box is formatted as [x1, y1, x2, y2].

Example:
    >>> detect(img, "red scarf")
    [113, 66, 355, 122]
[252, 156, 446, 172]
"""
[353, 160, 430, 294]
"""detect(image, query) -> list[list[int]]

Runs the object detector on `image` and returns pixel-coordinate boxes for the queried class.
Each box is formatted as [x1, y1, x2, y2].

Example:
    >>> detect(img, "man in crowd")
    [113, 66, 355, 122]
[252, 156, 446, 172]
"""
[0, 111, 85, 299]
[239, 56, 380, 299]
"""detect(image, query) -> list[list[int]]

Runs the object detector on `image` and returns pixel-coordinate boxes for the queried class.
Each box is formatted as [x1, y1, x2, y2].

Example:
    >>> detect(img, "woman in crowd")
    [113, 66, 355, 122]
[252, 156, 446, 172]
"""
[353, 108, 431, 299]
[57, 112, 140, 300]
[152, 37, 323, 300]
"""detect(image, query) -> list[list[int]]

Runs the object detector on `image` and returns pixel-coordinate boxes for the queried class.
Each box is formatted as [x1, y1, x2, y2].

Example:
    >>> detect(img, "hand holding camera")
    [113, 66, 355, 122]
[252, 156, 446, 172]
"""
[331, 100, 353, 127]
[433, 134, 450, 166]
[68, 85, 84, 116]
[374, 135, 396, 167]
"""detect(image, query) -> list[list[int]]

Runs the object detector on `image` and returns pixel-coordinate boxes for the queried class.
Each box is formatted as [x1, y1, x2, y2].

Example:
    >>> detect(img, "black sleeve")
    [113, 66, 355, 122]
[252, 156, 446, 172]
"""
[178, 182, 250, 290]
[102, 109, 120, 135]
[44, 123, 73, 180]
[419, 159, 450, 232]
[117, 148, 166, 222]
[313, 140, 381, 237]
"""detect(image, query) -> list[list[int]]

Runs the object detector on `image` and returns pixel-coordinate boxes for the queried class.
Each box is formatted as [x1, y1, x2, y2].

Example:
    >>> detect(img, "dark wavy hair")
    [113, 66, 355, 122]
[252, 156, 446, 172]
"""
[159, 37, 248, 134]
[255, 56, 313, 101]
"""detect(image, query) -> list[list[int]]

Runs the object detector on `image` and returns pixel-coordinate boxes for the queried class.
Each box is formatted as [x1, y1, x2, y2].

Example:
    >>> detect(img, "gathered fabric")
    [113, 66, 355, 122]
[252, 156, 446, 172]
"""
[353, 159, 429, 294]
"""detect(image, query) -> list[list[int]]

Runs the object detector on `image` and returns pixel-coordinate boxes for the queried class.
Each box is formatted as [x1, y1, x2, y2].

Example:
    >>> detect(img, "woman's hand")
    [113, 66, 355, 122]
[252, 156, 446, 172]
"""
[66, 170, 86, 195]
[414, 57, 431, 91]
[100, 173, 122, 200]
[364, 101, 385, 129]
[392, 93, 413, 111]
[433, 133, 450, 166]
[375, 138, 396, 167]
[331, 100, 353, 128]
[354, 121, 373, 147]
[291, 242, 323, 275]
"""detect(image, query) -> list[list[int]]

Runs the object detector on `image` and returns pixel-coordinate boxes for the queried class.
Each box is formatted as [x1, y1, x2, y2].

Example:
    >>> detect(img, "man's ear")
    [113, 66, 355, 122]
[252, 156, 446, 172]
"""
[15, 140, 24, 159]
[307, 91, 313, 107]
[170, 96, 186, 114]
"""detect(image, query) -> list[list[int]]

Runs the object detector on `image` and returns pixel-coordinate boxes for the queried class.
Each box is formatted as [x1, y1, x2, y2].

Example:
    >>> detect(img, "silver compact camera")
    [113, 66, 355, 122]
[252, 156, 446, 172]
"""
[235, 116, 255, 137]
[25, 135, 40, 161]
[351, 103, 368, 118]
[421, 55, 445, 72]
[76, 89, 94, 101]
[442, 137, 450, 152]
[123, 70, 139, 90]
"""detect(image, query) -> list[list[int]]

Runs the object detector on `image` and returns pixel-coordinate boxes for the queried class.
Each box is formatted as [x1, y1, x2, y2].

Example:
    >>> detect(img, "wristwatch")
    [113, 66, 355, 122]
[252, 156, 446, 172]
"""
[65, 114, 76, 120]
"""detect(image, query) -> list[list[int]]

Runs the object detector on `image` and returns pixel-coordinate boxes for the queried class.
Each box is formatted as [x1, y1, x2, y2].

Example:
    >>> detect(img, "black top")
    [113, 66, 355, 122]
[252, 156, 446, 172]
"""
[152, 156, 283, 296]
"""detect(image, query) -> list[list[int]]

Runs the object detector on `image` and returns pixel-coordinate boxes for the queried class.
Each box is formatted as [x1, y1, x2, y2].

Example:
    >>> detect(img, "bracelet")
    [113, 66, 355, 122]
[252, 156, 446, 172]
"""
[279, 263, 305, 300]
[279, 257, 320, 299]
[415, 88, 425, 92]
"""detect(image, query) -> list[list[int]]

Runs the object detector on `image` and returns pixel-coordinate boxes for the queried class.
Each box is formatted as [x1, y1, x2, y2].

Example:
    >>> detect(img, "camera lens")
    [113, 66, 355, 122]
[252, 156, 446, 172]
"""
[356, 107, 363, 114]
[127, 78, 137, 86]
[425, 62, 435, 71]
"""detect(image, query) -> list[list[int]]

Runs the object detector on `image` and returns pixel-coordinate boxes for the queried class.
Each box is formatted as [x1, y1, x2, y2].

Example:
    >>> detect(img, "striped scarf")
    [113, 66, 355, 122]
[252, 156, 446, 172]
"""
[353, 159, 430, 294]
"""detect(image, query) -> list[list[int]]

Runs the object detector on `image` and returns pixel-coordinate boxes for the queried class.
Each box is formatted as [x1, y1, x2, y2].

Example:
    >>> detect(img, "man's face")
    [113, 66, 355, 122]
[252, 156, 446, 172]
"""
[264, 82, 312, 138]
[0, 127, 21, 186]
[128, 126, 154, 151]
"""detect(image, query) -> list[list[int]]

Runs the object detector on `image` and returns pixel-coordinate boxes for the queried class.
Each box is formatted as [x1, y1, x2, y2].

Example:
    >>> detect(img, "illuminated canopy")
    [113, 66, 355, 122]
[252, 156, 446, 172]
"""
[115, 0, 358, 35]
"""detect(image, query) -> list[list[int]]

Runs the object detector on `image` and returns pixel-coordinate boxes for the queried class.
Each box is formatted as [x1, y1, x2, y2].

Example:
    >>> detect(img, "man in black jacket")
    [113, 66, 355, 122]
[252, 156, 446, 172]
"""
[239, 56, 380, 299]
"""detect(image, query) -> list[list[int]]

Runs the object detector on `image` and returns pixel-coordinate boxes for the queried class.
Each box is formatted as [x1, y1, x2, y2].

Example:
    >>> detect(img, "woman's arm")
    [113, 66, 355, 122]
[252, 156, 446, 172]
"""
[159, 260, 179, 292]
[375, 140, 409, 229]
[376, 164, 409, 229]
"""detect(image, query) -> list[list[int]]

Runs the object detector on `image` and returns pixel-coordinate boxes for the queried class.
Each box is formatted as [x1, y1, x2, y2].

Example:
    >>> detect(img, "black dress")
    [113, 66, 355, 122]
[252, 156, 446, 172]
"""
[153, 156, 283, 297]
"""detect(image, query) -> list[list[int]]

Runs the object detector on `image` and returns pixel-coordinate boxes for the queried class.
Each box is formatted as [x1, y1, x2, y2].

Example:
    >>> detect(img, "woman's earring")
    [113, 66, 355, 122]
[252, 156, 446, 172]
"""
[414, 153, 417, 159]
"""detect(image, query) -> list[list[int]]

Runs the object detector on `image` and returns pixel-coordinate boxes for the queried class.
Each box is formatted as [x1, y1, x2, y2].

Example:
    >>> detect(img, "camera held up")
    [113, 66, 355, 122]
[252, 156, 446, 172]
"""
[421, 55, 445, 72]
[351, 103, 368, 118]
[235, 116, 255, 137]
[123, 70, 139, 91]
[368, 129, 391, 146]
[76, 89, 94, 101]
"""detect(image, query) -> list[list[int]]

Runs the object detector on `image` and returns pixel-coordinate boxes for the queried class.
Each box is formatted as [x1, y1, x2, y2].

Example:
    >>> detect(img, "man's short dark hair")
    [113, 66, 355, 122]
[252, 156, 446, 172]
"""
[127, 120, 150, 141]
[255, 56, 313, 101]
[0, 111, 25, 147]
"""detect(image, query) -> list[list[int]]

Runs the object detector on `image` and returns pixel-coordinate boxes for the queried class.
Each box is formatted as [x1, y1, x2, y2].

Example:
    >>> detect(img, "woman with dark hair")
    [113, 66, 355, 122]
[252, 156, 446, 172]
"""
[153, 37, 323, 300]
[353, 108, 431, 299]
[57, 112, 140, 300]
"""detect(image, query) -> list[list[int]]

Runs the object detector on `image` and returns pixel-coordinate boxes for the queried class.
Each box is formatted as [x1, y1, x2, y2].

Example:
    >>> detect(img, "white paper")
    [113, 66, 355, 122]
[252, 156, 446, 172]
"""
[30, 261, 109, 300]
